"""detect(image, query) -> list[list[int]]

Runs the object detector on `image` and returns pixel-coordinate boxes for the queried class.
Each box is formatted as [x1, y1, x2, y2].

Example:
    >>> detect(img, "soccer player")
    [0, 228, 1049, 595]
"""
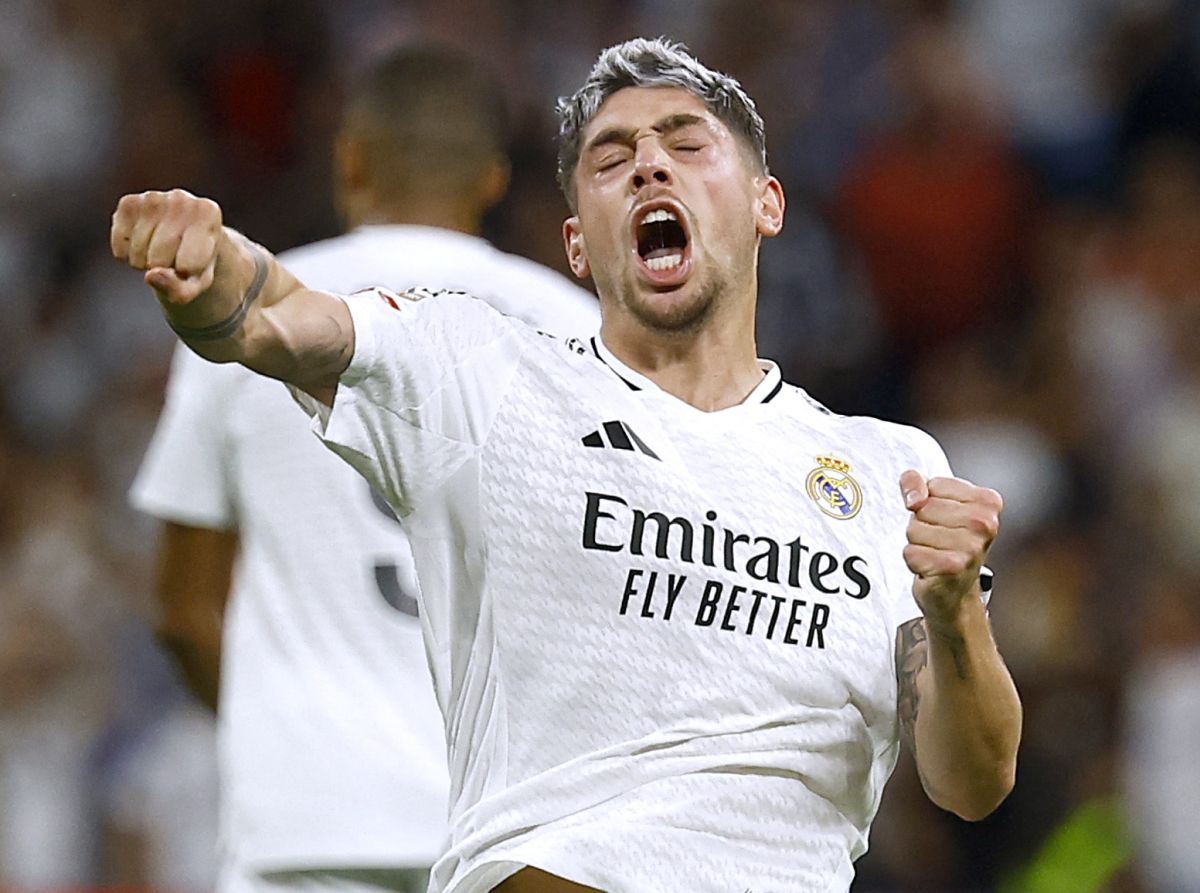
[112, 38, 1021, 893]
[128, 46, 599, 893]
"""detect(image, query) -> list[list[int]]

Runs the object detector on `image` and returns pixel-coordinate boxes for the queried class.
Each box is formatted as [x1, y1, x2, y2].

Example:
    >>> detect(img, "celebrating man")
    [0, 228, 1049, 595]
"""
[112, 38, 1020, 893]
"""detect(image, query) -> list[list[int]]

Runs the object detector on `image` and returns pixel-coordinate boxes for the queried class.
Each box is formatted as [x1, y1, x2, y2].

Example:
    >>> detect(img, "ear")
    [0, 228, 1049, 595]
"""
[479, 157, 511, 212]
[753, 175, 785, 238]
[563, 216, 591, 279]
[334, 134, 370, 192]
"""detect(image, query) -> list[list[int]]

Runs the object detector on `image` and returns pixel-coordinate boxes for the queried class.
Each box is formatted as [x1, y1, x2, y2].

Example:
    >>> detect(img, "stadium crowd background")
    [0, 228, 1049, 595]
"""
[2, 0, 1199, 889]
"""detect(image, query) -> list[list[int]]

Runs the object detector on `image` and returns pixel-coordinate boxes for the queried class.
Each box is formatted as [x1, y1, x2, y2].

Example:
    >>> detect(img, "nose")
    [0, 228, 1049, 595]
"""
[630, 140, 672, 193]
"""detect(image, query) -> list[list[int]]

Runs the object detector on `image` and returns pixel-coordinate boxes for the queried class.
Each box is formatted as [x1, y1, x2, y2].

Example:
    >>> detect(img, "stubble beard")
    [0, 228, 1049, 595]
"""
[618, 268, 724, 335]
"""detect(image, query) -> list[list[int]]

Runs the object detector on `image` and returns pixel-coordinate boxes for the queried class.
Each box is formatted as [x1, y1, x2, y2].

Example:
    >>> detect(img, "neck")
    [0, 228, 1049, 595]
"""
[344, 195, 483, 236]
[599, 298, 763, 412]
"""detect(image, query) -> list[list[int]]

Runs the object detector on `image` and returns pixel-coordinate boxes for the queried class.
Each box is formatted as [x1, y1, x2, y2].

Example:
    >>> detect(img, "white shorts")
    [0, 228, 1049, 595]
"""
[219, 863, 431, 893]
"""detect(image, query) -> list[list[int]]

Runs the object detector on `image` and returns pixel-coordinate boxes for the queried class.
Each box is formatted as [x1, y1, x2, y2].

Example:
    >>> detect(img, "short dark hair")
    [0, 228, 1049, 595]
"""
[555, 38, 768, 206]
[342, 44, 508, 195]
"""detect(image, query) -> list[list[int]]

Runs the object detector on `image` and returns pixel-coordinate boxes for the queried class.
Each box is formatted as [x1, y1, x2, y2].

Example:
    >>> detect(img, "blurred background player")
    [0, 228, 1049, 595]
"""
[129, 44, 599, 893]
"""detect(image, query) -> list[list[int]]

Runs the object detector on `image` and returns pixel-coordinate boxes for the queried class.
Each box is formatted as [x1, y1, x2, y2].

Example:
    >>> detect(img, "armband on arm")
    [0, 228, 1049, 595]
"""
[166, 241, 269, 341]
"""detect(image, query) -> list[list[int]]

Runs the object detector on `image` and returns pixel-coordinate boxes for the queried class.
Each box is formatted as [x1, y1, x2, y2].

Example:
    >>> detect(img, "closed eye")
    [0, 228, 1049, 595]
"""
[597, 155, 629, 173]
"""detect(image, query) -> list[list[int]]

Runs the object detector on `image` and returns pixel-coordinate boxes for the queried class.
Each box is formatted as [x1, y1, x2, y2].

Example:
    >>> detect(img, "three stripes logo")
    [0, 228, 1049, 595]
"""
[581, 421, 660, 461]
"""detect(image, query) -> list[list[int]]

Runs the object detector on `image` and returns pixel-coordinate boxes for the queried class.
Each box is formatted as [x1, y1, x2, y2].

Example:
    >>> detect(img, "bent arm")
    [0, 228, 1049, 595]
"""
[896, 595, 1021, 821]
[152, 521, 239, 711]
[896, 470, 1022, 820]
[111, 190, 351, 405]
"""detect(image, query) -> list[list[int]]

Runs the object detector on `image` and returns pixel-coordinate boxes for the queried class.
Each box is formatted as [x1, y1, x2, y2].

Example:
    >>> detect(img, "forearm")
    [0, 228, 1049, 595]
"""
[167, 232, 351, 393]
[914, 593, 1022, 819]
[153, 229, 290, 359]
[152, 523, 237, 712]
[112, 191, 353, 399]
[155, 608, 223, 712]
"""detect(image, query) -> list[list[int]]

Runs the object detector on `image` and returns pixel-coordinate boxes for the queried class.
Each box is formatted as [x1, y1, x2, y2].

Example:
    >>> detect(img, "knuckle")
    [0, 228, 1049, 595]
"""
[199, 199, 223, 230]
[944, 553, 969, 576]
[968, 511, 998, 539]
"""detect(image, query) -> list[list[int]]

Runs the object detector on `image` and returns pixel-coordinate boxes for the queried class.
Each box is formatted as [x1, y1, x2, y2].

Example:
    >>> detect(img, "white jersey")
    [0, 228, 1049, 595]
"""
[293, 289, 955, 893]
[130, 225, 599, 873]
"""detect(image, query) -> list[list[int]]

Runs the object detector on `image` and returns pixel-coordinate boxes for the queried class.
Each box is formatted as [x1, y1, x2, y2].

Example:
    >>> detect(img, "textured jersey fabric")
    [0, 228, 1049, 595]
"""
[295, 289, 954, 893]
[130, 226, 599, 874]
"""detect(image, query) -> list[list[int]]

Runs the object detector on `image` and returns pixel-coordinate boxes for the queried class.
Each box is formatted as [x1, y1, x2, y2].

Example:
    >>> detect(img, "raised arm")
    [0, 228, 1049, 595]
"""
[110, 189, 350, 405]
[894, 472, 1022, 821]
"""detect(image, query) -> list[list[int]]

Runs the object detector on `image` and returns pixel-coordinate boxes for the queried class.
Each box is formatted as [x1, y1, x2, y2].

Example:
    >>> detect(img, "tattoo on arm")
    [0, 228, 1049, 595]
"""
[935, 626, 970, 682]
[895, 617, 928, 755]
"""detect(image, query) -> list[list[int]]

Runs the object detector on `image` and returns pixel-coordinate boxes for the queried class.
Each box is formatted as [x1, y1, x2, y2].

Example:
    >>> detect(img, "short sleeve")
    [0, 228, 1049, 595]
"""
[129, 343, 237, 529]
[292, 288, 528, 517]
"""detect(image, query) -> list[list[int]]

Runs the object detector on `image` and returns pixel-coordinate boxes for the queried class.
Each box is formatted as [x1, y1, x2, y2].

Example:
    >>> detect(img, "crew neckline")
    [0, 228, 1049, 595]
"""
[590, 336, 783, 413]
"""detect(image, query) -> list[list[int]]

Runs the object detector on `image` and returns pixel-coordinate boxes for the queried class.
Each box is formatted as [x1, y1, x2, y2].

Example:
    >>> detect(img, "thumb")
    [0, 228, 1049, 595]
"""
[899, 469, 928, 512]
[145, 265, 212, 305]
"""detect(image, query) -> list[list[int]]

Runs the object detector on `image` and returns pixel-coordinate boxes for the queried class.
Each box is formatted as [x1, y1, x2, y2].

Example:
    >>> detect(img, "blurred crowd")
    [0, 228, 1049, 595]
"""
[2, 0, 1199, 890]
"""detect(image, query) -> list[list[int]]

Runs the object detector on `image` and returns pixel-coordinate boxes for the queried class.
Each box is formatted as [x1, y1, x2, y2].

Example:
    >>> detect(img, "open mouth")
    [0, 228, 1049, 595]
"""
[633, 203, 691, 284]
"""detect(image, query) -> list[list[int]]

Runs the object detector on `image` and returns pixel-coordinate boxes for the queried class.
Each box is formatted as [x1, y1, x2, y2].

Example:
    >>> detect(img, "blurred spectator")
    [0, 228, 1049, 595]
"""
[836, 17, 1033, 416]
[0, 604, 104, 887]
[1122, 568, 1200, 892]
[102, 699, 220, 892]
[959, 0, 1165, 198]
[1118, 0, 1200, 166]
[1069, 139, 1200, 571]
[909, 337, 1071, 545]
[0, 459, 117, 886]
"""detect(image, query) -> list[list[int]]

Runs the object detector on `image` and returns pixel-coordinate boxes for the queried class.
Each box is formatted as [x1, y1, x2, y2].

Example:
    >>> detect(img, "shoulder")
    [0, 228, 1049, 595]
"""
[276, 232, 363, 280]
[776, 384, 948, 467]
[480, 246, 589, 298]
[280, 228, 599, 335]
[471, 245, 600, 333]
[342, 286, 544, 364]
[276, 228, 434, 292]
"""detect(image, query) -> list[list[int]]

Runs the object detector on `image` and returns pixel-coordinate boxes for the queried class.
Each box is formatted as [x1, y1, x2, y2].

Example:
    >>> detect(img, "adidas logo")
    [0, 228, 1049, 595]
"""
[581, 421, 660, 460]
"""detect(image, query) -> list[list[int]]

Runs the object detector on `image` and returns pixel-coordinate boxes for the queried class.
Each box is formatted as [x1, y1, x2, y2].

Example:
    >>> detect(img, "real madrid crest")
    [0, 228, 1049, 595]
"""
[806, 455, 863, 520]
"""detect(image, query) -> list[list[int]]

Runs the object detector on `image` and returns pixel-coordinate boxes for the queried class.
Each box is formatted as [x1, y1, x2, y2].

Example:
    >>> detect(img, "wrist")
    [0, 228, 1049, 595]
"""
[164, 234, 266, 340]
[923, 584, 987, 639]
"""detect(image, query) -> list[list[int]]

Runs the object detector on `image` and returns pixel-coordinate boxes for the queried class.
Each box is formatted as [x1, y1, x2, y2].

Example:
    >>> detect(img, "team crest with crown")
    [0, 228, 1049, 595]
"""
[806, 455, 863, 520]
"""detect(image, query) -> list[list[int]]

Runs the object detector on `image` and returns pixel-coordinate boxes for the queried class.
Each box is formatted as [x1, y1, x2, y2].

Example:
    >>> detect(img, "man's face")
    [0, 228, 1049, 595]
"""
[563, 86, 783, 333]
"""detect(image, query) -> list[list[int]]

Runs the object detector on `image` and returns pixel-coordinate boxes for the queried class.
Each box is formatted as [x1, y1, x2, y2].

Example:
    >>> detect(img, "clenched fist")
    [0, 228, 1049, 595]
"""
[110, 189, 225, 305]
[899, 470, 1002, 626]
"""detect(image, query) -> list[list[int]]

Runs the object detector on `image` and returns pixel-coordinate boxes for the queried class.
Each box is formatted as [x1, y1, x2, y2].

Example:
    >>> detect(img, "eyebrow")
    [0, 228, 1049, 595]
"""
[584, 112, 711, 155]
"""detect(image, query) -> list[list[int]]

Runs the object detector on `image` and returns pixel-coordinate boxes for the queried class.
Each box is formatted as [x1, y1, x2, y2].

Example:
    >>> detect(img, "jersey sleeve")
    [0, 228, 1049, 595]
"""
[292, 288, 527, 517]
[129, 343, 237, 529]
